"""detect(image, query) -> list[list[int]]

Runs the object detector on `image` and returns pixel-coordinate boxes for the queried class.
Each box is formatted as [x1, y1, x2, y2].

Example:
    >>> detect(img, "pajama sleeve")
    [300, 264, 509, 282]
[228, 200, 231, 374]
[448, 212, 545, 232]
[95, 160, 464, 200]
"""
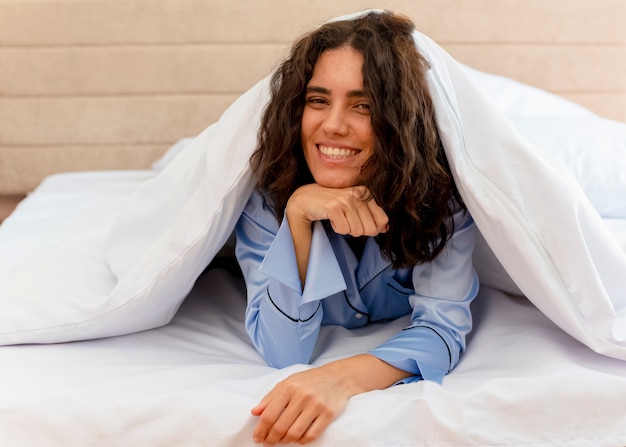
[235, 190, 347, 368]
[367, 208, 479, 384]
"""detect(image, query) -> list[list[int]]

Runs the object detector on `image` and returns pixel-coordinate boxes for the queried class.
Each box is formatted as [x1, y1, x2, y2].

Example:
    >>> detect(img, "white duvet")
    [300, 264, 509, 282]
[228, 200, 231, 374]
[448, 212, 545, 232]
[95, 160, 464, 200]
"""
[1, 11, 624, 359]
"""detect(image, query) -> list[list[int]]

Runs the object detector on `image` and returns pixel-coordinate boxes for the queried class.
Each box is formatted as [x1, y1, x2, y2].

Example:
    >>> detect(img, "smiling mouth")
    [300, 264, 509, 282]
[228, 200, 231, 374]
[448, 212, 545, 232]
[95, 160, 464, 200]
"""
[318, 145, 359, 159]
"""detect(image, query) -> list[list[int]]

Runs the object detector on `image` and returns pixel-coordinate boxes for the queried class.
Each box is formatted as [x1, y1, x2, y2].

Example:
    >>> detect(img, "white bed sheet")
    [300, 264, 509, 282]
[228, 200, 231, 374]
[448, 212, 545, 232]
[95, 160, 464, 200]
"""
[1, 171, 626, 446]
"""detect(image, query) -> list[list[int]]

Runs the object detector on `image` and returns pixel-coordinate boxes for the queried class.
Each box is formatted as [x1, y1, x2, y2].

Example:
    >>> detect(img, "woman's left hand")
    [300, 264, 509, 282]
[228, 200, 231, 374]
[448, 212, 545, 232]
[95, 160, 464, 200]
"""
[251, 365, 350, 445]
[250, 354, 412, 445]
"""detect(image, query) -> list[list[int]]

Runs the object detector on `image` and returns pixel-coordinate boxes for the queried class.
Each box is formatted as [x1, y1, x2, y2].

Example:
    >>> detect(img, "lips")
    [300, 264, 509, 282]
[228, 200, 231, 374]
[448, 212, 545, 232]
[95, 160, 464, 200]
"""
[318, 145, 359, 159]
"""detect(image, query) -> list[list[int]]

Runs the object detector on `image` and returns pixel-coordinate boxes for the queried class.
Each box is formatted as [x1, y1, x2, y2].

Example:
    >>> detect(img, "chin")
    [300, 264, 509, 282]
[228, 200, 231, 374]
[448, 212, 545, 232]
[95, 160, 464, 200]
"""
[316, 179, 357, 189]
[313, 172, 361, 189]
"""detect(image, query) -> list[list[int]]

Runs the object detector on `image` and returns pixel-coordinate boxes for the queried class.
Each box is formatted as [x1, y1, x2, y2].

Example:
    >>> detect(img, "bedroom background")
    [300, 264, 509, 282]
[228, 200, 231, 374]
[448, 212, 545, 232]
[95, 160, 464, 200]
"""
[1, 3, 626, 446]
[0, 0, 625, 222]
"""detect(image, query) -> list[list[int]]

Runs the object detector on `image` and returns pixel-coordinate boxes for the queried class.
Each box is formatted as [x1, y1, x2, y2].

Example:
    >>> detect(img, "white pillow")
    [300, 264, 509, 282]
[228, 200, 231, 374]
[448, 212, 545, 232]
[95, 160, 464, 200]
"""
[509, 115, 626, 219]
[462, 64, 593, 118]
[464, 63, 626, 219]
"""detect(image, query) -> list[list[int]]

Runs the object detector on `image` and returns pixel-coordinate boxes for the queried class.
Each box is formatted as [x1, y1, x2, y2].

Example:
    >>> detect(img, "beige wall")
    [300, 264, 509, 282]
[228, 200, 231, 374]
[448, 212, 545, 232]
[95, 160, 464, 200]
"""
[1, 0, 625, 216]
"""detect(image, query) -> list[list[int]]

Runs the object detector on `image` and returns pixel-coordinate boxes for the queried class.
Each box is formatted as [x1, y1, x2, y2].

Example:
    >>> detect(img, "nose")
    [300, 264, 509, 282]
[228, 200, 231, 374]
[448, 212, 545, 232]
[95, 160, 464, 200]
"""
[322, 106, 349, 135]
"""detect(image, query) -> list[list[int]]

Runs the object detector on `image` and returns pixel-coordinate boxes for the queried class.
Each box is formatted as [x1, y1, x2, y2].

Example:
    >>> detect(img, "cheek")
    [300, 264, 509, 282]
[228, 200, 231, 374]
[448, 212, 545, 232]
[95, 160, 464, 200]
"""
[300, 113, 311, 147]
[300, 127, 312, 157]
[300, 109, 315, 139]
[353, 115, 374, 143]
[359, 124, 376, 156]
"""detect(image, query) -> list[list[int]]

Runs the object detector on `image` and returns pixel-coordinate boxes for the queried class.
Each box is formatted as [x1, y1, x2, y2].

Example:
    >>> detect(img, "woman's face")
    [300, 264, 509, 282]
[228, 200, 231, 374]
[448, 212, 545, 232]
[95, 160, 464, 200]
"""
[301, 45, 375, 189]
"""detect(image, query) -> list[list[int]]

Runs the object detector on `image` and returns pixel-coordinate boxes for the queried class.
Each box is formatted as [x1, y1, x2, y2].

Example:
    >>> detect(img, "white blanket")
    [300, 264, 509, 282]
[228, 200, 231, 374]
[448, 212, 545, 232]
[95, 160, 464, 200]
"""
[0, 11, 625, 364]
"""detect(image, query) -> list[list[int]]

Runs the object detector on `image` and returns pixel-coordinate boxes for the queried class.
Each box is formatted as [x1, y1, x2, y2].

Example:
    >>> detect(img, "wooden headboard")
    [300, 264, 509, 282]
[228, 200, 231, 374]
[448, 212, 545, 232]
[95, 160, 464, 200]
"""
[1, 0, 625, 219]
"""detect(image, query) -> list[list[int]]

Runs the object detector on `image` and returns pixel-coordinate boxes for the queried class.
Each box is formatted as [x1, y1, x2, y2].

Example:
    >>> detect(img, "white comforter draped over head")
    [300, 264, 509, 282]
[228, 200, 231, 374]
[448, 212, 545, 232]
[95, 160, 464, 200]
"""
[0, 10, 624, 360]
[411, 31, 626, 357]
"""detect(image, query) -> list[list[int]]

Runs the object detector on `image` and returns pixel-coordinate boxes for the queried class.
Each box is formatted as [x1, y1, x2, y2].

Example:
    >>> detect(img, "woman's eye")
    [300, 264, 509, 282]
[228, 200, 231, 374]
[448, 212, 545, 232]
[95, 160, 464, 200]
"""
[306, 97, 327, 105]
[354, 103, 371, 114]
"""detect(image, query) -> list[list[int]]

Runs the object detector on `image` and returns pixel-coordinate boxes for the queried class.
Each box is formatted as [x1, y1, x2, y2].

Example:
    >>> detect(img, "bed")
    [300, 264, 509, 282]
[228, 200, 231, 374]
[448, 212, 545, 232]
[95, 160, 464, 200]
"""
[2, 162, 626, 446]
[2, 2, 626, 447]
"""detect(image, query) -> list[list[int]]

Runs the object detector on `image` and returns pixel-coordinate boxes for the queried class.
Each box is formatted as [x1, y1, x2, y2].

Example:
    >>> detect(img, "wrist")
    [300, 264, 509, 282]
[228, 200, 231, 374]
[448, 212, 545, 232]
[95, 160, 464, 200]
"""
[321, 354, 412, 397]
[285, 194, 314, 287]
[317, 360, 363, 399]
[285, 193, 312, 228]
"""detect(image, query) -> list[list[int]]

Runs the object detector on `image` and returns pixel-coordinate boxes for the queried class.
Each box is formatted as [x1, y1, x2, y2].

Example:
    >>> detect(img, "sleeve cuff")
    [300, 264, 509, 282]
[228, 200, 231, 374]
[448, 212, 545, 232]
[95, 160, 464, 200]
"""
[259, 216, 301, 292]
[367, 325, 454, 384]
[259, 219, 347, 304]
[302, 221, 347, 303]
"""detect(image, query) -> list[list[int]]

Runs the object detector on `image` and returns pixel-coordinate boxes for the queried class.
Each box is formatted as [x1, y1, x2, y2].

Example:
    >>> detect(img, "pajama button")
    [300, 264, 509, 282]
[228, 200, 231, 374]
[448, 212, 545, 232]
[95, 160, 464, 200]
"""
[355, 313, 363, 319]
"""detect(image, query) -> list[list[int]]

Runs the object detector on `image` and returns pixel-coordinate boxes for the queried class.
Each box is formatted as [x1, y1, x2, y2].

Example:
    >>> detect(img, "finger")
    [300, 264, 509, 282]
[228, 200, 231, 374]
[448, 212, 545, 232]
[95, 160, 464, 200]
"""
[350, 186, 388, 234]
[353, 200, 382, 236]
[336, 189, 370, 236]
[276, 404, 318, 444]
[251, 395, 288, 444]
[347, 191, 389, 237]
[296, 411, 336, 445]
[366, 199, 389, 233]
[250, 401, 267, 417]
[327, 197, 360, 234]
[265, 400, 320, 445]
[328, 211, 351, 235]
[351, 185, 371, 201]
[341, 205, 366, 236]
[263, 403, 305, 445]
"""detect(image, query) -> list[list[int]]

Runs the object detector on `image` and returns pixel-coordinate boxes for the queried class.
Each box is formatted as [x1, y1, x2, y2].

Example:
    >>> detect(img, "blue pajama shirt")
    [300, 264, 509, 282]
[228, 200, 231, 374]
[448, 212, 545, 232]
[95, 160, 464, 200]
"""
[235, 189, 479, 383]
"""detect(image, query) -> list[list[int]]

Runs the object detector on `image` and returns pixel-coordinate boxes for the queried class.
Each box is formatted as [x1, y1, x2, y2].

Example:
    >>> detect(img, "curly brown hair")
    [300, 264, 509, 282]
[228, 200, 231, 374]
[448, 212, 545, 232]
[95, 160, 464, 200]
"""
[250, 10, 464, 268]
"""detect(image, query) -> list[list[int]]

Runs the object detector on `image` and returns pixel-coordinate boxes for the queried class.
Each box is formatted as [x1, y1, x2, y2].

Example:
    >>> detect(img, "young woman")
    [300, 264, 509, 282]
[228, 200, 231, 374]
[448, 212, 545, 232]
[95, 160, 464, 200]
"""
[235, 10, 479, 445]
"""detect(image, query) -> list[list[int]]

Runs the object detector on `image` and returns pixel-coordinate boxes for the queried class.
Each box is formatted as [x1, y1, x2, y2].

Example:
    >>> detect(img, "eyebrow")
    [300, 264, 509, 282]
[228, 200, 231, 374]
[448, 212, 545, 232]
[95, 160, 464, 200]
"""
[306, 85, 368, 98]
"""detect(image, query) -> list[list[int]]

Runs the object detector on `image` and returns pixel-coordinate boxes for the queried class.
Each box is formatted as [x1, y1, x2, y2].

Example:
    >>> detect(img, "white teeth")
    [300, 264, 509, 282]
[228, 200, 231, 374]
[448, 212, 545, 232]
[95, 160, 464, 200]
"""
[319, 145, 358, 159]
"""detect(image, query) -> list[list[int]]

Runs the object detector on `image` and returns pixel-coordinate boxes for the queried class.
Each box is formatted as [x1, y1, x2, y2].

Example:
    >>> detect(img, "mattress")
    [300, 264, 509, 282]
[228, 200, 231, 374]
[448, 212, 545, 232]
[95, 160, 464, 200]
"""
[1, 170, 626, 446]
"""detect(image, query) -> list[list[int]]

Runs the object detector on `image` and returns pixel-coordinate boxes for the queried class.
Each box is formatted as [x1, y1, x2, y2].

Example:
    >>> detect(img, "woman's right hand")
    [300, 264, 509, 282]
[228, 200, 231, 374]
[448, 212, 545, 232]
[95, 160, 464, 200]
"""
[285, 184, 388, 287]
[286, 184, 389, 237]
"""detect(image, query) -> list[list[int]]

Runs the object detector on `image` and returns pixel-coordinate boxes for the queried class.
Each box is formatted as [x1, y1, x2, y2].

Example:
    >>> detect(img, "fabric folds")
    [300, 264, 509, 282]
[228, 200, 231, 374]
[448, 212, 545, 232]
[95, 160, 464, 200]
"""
[0, 10, 623, 365]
